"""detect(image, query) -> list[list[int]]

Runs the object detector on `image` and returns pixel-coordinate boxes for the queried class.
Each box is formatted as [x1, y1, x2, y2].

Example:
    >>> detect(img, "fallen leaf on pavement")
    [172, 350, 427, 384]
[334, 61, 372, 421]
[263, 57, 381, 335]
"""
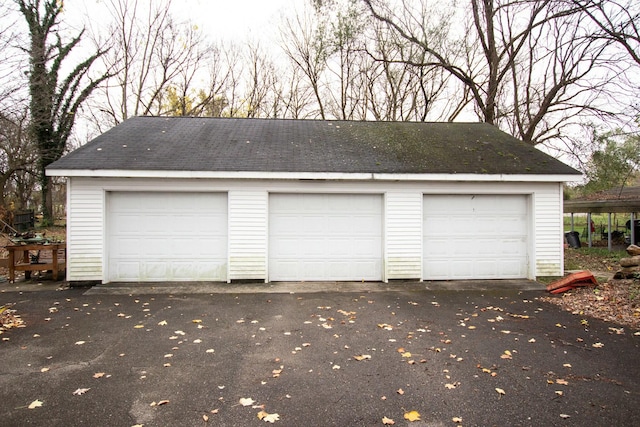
[72, 388, 90, 396]
[75, 341, 85, 345]
[158, 320, 167, 326]
[452, 417, 463, 423]
[28, 399, 43, 409]
[495, 388, 506, 396]
[93, 372, 105, 378]
[354, 354, 371, 361]
[592, 342, 604, 348]
[382, 416, 395, 425]
[500, 350, 512, 360]
[239, 397, 255, 406]
[404, 410, 421, 422]
[257, 411, 280, 423]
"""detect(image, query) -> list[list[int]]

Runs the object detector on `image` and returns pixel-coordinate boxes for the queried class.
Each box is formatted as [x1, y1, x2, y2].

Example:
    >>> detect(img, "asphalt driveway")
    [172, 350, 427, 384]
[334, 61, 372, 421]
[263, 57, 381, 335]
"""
[0, 283, 638, 426]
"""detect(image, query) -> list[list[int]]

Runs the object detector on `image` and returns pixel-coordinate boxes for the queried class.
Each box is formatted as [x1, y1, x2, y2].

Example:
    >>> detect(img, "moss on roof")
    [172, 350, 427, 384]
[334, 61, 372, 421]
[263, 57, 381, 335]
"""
[48, 116, 579, 176]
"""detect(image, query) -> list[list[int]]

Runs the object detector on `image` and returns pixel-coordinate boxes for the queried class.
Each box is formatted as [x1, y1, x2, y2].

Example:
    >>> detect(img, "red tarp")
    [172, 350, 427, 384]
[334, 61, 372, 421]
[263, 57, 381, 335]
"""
[546, 270, 598, 294]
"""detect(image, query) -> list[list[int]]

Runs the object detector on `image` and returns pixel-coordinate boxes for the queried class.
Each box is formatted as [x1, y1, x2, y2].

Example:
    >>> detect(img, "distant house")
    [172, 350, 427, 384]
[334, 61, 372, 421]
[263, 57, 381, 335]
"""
[47, 117, 580, 284]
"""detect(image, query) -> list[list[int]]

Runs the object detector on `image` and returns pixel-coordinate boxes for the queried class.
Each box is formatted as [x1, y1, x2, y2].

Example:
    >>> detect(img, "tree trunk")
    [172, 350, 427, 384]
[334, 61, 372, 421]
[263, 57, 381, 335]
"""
[39, 167, 53, 226]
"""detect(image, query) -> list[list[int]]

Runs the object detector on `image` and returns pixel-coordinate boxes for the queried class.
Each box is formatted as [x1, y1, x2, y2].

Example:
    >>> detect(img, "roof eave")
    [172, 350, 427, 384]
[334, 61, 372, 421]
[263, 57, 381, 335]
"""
[564, 199, 640, 214]
[46, 169, 582, 183]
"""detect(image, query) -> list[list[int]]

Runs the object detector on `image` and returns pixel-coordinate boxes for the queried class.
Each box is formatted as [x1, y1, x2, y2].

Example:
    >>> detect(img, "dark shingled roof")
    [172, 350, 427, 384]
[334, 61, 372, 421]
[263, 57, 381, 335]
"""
[48, 116, 580, 175]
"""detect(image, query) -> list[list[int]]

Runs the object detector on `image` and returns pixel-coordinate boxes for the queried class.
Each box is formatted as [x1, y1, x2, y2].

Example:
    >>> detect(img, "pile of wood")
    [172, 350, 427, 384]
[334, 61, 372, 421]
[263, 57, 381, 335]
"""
[613, 245, 640, 279]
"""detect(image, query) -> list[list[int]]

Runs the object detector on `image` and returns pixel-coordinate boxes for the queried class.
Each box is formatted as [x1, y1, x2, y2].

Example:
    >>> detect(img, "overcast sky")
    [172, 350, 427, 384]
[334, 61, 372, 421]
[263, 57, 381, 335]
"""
[62, 0, 300, 43]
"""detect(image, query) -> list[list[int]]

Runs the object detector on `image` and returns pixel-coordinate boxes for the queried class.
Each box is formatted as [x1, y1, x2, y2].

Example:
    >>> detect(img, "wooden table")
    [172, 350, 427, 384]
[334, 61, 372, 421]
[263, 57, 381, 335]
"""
[6, 243, 66, 283]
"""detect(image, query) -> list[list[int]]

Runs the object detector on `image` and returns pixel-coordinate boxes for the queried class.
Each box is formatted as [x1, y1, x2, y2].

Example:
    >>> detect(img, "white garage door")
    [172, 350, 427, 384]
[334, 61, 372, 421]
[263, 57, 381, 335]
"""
[269, 194, 383, 281]
[107, 192, 227, 282]
[423, 195, 529, 280]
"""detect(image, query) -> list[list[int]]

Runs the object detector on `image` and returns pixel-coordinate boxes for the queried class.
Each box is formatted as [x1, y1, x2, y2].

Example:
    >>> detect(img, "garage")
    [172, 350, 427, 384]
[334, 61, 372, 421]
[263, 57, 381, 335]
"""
[269, 194, 383, 281]
[48, 117, 580, 283]
[107, 192, 227, 282]
[423, 194, 529, 280]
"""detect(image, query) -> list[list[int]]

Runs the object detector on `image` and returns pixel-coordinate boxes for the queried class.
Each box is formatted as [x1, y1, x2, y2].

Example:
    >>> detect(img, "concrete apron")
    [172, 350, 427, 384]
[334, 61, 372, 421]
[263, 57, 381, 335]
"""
[80, 279, 546, 295]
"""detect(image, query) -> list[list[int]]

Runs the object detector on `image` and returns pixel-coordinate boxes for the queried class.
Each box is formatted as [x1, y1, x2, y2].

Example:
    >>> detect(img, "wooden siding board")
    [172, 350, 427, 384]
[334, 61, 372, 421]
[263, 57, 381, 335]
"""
[385, 192, 422, 279]
[533, 184, 563, 277]
[228, 191, 268, 280]
[67, 178, 104, 281]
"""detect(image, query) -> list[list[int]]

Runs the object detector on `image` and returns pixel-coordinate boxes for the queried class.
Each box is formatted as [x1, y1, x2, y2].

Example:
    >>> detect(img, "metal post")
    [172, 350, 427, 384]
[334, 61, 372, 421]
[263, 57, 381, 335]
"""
[587, 212, 592, 248]
[632, 212, 637, 246]
[570, 213, 575, 232]
[608, 212, 612, 251]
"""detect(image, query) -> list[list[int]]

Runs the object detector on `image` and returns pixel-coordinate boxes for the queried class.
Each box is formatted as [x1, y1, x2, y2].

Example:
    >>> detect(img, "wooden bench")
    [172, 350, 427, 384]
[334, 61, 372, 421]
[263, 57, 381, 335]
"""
[6, 243, 66, 283]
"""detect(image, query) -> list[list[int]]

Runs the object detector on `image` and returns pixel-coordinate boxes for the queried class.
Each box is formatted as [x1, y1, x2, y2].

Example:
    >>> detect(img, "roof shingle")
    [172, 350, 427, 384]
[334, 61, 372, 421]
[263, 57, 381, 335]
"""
[47, 117, 580, 175]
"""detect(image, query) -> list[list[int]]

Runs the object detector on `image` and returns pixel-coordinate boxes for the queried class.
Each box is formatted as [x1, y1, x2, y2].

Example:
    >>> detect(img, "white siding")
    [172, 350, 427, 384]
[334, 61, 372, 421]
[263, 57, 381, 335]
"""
[533, 183, 564, 276]
[228, 191, 268, 281]
[67, 178, 104, 281]
[64, 177, 565, 282]
[385, 192, 422, 279]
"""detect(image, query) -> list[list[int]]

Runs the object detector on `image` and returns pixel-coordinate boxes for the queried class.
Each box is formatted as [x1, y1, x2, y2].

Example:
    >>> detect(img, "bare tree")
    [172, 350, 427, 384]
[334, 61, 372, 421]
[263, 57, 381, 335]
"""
[503, 7, 621, 146]
[363, 0, 629, 147]
[575, 0, 640, 66]
[323, 3, 365, 120]
[0, 3, 22, 104]
[91, 0, 211, 126]
[277, 66, 316, 119]
[280, 7, 331, 119]
[364, 19, 454, 121]
[243, 41, 280, 118]
[0, 109, 37, 209]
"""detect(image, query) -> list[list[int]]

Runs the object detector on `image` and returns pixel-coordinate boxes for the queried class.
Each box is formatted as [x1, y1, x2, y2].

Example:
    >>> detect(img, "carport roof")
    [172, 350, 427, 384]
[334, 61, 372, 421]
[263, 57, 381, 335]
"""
[564, 185, 640, 213]
[47, 116, 580, 177]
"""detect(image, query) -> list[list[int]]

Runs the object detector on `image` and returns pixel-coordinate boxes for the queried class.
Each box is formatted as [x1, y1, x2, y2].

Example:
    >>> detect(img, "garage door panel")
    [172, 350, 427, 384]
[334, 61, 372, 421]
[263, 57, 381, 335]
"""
[108, 192, 227, 282]
[423, 195, 528, 280]
[269, 194, 382, 281]
[113, 262, 139, 279]
[143, 262, 168, 280]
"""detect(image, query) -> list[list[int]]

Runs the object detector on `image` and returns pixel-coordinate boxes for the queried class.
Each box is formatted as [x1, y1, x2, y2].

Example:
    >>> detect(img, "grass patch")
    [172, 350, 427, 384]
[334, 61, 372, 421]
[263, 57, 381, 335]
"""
[574, 247, 627, 262]
[536, 276, 561, 285]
